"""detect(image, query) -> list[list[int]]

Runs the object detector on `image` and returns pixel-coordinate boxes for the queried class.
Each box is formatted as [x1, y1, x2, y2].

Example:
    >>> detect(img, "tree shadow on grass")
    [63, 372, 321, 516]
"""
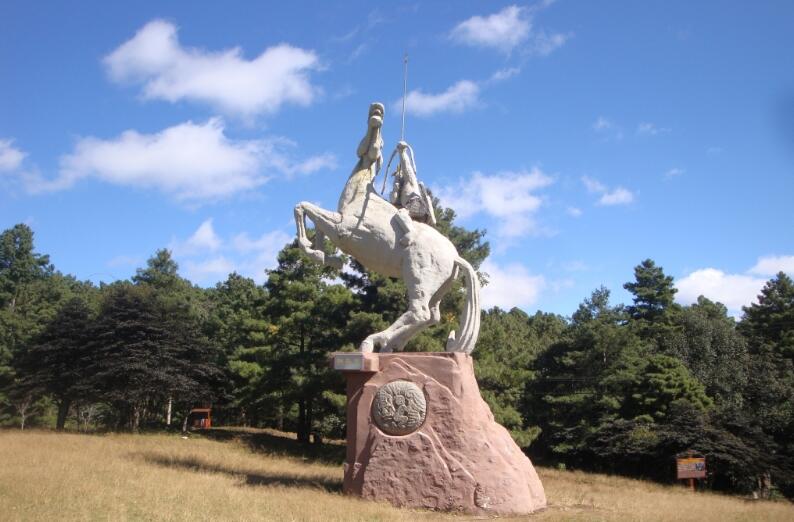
[138, 453, 343, 493]
[198, 428, 346, 465]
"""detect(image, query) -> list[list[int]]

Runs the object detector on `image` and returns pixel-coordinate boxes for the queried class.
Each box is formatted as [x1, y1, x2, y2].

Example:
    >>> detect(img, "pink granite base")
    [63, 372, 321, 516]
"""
[337, 352, 546, 515]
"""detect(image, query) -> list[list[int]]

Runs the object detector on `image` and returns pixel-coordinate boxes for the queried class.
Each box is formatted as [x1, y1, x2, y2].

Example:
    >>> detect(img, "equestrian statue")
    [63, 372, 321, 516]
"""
[293, 102, 480, 354]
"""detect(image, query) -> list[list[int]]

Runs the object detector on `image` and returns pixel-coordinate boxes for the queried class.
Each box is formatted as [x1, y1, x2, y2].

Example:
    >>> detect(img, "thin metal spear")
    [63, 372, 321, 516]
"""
[401, 53, 408, 141]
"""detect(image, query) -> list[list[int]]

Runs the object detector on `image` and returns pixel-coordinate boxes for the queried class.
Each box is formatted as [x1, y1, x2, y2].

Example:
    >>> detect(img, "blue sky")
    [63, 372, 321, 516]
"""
[2, 1, 793, 317]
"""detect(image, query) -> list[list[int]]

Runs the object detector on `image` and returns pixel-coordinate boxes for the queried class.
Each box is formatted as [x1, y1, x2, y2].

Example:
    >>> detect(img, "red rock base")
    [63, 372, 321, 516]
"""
[337, 352, 546, 515]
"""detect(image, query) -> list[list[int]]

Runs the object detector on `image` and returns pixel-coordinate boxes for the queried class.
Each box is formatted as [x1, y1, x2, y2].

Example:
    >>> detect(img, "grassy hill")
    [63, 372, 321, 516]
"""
[0, 428, 791, 521]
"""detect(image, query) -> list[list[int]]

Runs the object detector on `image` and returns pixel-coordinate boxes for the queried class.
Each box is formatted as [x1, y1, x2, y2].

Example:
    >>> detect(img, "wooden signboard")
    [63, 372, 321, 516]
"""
[677, 457, 706, 480]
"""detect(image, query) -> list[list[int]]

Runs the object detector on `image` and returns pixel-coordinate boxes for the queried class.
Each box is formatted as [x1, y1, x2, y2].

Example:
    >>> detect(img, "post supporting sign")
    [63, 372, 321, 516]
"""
[676, 453, 706, 491]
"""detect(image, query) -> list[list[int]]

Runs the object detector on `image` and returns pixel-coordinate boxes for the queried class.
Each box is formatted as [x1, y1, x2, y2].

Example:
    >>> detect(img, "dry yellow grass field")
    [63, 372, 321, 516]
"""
[0, 428, 791, 522]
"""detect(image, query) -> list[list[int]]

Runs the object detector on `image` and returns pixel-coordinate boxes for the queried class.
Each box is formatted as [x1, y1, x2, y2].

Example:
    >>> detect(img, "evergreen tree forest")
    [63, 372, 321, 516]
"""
[1, 218, 793, 498]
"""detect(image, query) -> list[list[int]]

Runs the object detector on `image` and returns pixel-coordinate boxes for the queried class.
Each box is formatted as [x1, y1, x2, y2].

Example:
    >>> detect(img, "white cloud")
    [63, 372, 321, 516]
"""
[170, 218, 222, 256]
[189, 219, 222, 251]
[104, 19, 321, 116]
[749, 255, 794, 276]
[436, 168, 554, 237]
[232, 229, 291, 255]
[450, 5, 530, 53]
[284, 153, 338, 177]
[582, 176, 606, 193]
[348, 43, 368, 62]
[56, 119, 263, 199]
[401, 80, 480, 117]
[172, 221, 293, 285]
[591, 116, 625, 141]
[676, 256, 794, 316]
[0, 139, 25, 171]
[566, 206, 583, 217]
[592, 117, 613, 131]
[636, 122, 670, 136]
[488, 67, 521, 83]
[676, 269, 766, 315]
[183, 256, 237, 283]
[480, 259, 545, 310]
[529, 30, 570, 56]
[232, 230, 293, 283]
[598, 187, 634, 205]
[450, 4, 568, 56]
[665, 167, 685, 178]
[331, 27, 359, 43]
[25, 119, 334, 201]
[582, 176, 634, 206]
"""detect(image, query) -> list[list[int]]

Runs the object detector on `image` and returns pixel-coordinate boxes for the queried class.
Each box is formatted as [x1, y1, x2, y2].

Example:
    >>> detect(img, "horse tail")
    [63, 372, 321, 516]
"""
[445, 257, 481, 354]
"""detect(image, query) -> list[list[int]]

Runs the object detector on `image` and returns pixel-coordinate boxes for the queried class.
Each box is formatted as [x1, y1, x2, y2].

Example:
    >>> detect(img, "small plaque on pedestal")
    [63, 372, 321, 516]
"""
[331, 352, 379, 372]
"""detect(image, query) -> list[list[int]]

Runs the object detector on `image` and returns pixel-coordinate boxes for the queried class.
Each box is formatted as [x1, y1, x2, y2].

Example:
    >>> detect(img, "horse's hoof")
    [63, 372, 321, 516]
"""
[360, 340, 374, 353]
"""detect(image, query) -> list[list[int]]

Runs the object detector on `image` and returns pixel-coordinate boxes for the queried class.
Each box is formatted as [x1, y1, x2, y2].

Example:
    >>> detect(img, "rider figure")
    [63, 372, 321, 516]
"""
[388, 140, 436, 246]
[357, 103, 384, 174]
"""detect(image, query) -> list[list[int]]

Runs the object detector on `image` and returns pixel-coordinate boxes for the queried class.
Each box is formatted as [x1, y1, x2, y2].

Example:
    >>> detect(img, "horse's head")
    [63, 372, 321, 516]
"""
[369, 102, 385, 119]
[368, 103, 385, 129]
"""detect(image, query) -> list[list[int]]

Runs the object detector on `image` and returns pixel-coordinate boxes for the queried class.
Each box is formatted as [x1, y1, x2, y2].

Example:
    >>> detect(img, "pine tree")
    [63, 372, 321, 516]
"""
[740, 272, 794, 358]
[0, 224, 53, 395]
[90, 284, 223, 431]
[529, 287, 636, 463]
[624, 259, 677, 322]
[0, 224, 52, 313]
[205, 273, 271, 425]
[133, 249, 207, 320]
[529, 286, 711, 472]
[738, 272, 794, 495]
[475, 308, 565, 447]
[666, 297, 748, 411]
[623, 259, 681, 344]
[261, 243, 354, 443]
[0, 224, 93, 427]
[14, 297, 94, 430]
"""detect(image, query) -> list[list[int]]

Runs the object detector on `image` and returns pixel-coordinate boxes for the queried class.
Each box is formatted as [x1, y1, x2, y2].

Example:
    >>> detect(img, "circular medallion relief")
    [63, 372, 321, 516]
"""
[371, 380, 427, 435]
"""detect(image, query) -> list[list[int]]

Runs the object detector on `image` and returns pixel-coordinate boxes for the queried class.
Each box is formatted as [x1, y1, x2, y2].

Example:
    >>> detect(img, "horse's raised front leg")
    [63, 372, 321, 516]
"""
[293, 202, 344, 269]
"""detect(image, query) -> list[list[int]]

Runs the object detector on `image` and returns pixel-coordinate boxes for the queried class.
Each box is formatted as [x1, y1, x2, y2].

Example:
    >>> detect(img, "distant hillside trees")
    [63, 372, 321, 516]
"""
[523, 263, 794, 495]
[4, 244, 226, 432]
[1, 218, 793, 498]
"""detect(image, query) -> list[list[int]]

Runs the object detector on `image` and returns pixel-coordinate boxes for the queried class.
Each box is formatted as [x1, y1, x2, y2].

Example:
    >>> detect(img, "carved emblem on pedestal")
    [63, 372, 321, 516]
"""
[371, 380, 426, 435]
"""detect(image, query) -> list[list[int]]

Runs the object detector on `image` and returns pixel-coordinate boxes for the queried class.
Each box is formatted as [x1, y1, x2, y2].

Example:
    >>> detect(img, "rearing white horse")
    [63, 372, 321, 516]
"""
[294, 103, 480, 354]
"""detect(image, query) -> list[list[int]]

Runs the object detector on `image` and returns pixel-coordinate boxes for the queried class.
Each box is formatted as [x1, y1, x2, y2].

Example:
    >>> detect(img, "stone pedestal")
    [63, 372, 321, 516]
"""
[331, 351, 546, 515]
